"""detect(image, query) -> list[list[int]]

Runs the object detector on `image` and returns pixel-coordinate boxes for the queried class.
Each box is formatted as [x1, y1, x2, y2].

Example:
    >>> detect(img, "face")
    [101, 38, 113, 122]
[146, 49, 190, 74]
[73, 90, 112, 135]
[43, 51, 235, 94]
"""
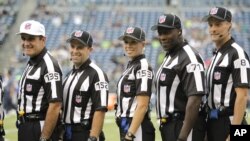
[208, 17, 231, 44]
[123, 37, 145, 59]
[157, 27, 181, 51]
[20, 34, 46, 57]
[69, 39, 92, 68]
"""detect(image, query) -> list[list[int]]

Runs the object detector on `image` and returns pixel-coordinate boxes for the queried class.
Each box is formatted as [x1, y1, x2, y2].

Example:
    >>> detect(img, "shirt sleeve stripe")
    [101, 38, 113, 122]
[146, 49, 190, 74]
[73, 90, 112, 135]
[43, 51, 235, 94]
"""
[90, 63, 108, 106]
[44, 53, 58, 98]
[183, 45, 204, 91]
[232, 43, 250, 83]
[140, 58, 149, 91]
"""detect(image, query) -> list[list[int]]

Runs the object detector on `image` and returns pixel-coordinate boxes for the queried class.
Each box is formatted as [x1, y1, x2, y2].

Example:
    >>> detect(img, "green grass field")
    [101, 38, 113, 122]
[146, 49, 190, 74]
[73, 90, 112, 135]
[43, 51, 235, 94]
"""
[3, 110, 250, 141]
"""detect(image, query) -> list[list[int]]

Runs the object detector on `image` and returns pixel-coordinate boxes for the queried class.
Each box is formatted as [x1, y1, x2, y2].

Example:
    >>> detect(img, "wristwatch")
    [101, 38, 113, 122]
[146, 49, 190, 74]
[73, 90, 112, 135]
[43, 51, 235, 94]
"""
[87, 136, 97, 141]
[126, 132, 135, 139]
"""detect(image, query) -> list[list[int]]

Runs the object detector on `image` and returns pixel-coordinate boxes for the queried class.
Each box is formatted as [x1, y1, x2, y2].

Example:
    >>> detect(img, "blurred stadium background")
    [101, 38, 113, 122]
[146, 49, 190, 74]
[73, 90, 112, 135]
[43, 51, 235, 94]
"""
[0, 0, 250, 141]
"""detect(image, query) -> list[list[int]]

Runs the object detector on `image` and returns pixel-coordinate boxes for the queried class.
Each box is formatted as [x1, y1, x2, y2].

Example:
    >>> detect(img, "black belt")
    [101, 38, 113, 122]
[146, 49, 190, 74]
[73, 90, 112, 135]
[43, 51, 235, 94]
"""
[24, 113, 46, 121]
[65, 119, 92, 132]
[18, 113, 46, 124]
[160, 112, 185, 124]
[208, 107, 234, 119]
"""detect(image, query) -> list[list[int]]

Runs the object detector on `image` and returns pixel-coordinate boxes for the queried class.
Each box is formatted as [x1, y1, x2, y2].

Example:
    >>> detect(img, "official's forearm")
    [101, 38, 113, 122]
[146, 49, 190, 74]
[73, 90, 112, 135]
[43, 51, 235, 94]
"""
[90, 111, 106, 137]
[178, 96, 201, 140]
[128, 96, 149, 134]
[41, 102, 61, 139]
[232, 88, 248, 125]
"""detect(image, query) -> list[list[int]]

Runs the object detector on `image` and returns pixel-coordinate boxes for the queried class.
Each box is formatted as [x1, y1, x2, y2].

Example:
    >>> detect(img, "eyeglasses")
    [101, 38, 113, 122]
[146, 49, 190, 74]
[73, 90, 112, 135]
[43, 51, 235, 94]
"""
[21, 35, 36, 41]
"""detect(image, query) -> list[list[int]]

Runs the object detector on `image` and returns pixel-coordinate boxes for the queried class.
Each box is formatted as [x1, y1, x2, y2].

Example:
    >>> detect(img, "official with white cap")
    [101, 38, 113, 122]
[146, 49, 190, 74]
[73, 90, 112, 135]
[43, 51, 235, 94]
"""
[16, 20, 63, 141]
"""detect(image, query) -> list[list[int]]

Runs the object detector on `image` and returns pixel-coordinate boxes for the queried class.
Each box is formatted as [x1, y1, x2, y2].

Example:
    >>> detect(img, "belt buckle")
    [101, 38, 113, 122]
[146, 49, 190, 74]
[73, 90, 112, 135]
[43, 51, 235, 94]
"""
[161, 115, 169, 123]
[18, 110, 25, 123]
[27, 114, 35, 119]
[161, 118, 168, 123]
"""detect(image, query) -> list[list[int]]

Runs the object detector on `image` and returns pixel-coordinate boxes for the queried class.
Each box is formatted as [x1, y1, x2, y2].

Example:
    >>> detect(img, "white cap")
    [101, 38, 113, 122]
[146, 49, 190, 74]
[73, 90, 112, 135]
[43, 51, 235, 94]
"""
[17, 20, 45, 36]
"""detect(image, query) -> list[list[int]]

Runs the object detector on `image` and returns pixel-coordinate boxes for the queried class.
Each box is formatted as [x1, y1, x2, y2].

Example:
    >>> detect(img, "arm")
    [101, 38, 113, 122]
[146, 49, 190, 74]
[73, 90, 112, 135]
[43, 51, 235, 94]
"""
[125, 94, 150, 140]
[226, 86, 248, 141]
[178, 95, 202, 140]
[232, 87, 248, 124]
[89, 110, 106, 138]
[41, 102, 61, 139]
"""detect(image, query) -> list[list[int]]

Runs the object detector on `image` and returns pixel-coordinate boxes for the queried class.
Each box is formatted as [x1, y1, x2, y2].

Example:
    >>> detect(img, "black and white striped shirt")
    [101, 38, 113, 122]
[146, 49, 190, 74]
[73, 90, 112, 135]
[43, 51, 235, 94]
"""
[62, 59, 109, 124]
[17, 48, 63, 114]
[155, 43, 205, 119]
[207, 38, 250, 109]
[115, 55, 154, 118]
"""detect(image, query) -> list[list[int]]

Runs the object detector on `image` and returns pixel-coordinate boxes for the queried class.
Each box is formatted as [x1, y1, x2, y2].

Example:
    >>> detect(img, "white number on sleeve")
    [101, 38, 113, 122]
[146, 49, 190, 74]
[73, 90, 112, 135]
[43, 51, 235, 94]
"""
[44, 72, 60, 83]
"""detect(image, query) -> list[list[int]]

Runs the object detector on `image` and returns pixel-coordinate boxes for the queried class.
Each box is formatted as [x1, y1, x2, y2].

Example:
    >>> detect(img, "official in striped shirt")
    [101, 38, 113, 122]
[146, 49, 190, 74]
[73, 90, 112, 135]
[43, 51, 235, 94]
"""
[203, 7, 250, 141]
[0, 75, 5, 140]
[115, 26, 155, 141]
[16, 20, 63, 141]
[151, 14, 206, 141]
[62, 30, 109, 141]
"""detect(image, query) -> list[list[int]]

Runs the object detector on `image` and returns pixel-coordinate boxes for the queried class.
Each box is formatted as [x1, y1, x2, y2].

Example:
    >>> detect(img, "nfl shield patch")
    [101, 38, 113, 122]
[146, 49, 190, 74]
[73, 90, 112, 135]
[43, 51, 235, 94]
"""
[160, 73, 166, 81]
[74, 31, 83, 37]
[159, 15, 166, 23]
[210, 7, 218, 15]
[214, 71, 221, 80]
[75, 95, 82, 103]
[25, 23, 31, 30]
[126, 27, 134, 34]
[124, 85, 130, 93]
[26, 84, 32, 92]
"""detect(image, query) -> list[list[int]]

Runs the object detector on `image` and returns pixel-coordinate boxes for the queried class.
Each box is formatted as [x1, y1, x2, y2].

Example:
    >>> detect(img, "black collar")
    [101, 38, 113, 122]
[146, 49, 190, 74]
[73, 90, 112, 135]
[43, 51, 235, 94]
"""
[213, 37, 235, 55]
[166, 41, 188, 56]
[28, 48, 47, 65]
[127, 54, 145, 68]
[72, 58, 91, 73]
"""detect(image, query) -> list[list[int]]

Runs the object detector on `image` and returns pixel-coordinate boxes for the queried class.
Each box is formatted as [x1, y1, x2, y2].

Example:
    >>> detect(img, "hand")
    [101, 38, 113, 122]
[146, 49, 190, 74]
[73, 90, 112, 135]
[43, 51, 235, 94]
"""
[124, 132, 135, 141]
[0, 125, 5, 136]
[39, 137, 51, 141]
[122, 138, 133, 141]
[87, 136, 97, 141]
[226, 135, 230, 141]
[123, 135, 133, 141]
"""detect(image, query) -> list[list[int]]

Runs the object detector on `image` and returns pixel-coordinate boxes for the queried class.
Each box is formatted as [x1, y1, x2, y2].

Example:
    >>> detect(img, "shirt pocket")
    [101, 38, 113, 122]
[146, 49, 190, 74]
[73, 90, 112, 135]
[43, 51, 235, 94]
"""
[213, 66, 230, 84]
[122, 80, 136, 97]
[24, 79, 41, 96]
[159, 69, 177, 86]
[73, 90, 86, 107]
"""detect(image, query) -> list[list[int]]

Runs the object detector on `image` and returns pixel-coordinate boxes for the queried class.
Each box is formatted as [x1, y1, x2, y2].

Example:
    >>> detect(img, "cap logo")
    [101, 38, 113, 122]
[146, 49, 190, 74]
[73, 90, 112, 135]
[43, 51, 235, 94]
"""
[126, 27, 134, 34]
[25, 23, 32, 30]
[159, 15, 166, 23]
[74, 31, 83, 37]
[210, 7, 218, 15]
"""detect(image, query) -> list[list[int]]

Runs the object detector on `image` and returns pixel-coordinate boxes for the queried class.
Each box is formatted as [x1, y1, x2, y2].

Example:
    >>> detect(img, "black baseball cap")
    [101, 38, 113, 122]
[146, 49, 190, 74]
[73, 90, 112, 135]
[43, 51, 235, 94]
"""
[118, 26, 145, 42]
[67, 30, 93, 47]
[151, 14, 181, 30]
[202, 7, 232, 22]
